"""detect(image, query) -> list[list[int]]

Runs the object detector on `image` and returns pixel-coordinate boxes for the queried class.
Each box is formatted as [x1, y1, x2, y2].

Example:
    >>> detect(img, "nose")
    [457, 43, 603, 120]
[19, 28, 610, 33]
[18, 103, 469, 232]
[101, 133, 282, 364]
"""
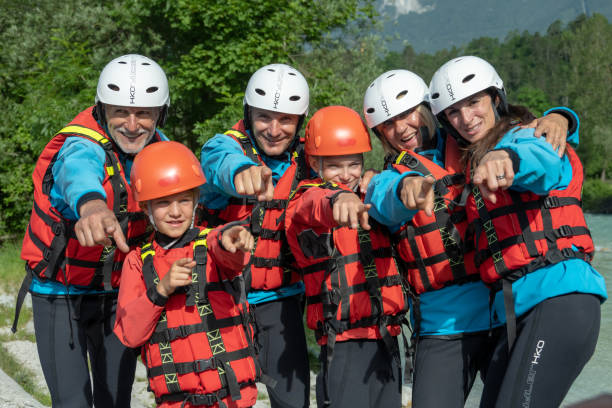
[268, 120, 282, 137]
[460, 107, 473, 125]
[126, 114, 139, 132]
[341, 167, 350, 181]
[393, 119, 406, 135]
[168, 201, 181, 217]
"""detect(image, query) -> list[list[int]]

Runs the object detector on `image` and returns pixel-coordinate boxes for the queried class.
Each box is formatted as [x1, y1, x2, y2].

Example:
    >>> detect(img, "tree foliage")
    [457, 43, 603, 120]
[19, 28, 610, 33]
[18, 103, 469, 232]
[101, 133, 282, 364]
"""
[1, 5, 610, 239]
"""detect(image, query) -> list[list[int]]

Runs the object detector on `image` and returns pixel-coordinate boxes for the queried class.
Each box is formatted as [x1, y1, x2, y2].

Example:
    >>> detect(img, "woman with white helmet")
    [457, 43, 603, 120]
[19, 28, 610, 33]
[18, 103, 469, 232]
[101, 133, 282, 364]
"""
[198, 63, 311, 408]
[427, 55, 606, 407]
[363, 67, 579, 407]
[19, 54, 170, 407]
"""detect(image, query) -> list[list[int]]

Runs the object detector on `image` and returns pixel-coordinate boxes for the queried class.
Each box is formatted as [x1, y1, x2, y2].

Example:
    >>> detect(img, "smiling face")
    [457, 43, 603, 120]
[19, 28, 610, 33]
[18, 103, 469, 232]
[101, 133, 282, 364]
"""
[443, 91, 498, 144]
[250, 107, 300, 156]
[105, 104, 160, 154]
[309, 154, 363, 190]
[375, 107, 425, 152]
[147, 190, 196, 238]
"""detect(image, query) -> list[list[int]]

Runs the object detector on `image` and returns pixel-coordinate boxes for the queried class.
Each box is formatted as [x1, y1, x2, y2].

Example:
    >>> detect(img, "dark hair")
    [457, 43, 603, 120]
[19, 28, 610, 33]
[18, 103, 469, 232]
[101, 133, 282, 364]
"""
[465, 104, 536, 169]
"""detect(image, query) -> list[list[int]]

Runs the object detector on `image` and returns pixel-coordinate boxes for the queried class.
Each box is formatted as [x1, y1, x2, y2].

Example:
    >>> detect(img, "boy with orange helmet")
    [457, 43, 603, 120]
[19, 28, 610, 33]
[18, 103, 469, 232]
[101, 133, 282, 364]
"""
[284, 106, 409, 407]
[114, 141, 259, 408]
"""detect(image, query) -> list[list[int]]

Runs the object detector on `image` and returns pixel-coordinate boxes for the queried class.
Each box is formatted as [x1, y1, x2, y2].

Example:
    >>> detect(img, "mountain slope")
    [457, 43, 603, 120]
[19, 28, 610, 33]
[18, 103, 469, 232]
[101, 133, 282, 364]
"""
[378, 0, 612, 52]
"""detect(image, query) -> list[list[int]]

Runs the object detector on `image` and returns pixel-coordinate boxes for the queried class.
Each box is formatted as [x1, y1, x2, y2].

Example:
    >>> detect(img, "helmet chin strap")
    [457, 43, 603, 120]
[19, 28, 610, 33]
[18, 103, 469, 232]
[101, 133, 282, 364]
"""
[147, 201, 158, 231]
[492, 99, 501, 122]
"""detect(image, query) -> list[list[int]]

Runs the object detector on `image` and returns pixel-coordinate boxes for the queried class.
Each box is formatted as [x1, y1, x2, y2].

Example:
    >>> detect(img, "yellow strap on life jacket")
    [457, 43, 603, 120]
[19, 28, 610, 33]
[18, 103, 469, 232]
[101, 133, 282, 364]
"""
[58, 125, 110, 145]
[395, 151, 407, 165]
[224, 129, 258, 158]
[193, 228, 213, 249]
[288, 181, 339, 201]
[224, 129, 246, 140]
[141, 242, 155, 261]
[105, 162, 121, 176]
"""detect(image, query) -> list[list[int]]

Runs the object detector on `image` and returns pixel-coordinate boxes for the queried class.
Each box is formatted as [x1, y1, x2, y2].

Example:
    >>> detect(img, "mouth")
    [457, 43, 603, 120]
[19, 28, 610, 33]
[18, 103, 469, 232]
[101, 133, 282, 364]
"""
[396, 132, 417, 149]
[261, 133, 289, 145]
[117, 129, 147, 141]
[464, 122, 482, 136]
[165, 220, 186, 227]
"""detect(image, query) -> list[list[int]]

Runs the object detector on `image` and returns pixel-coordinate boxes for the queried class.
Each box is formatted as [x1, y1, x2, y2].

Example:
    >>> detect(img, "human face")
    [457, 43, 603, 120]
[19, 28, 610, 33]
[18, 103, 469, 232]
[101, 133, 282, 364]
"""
[148, 190, 195, 238]
[250, 107, 300, 156]
[310, 154, 363, 190]
[105, 105, 160, 154]
[375, 108, 424, 151]
[443, 92, 497, 144]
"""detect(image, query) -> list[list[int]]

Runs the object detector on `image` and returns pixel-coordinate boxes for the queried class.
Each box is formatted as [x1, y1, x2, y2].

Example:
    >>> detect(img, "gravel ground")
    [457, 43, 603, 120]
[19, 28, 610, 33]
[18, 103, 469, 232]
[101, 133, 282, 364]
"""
[1, 291, 411, 407]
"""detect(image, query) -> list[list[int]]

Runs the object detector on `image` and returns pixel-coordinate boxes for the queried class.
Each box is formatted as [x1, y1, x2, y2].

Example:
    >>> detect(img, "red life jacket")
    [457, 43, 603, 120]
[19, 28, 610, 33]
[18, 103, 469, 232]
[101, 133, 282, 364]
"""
[13, 107, 159, 332]
[465, 145, 594, 286]
[287, 180, 408, 361]
[197, 120, 306, 291]
[390, 138, 478, 295]
[20, 106, 155, 290]
[140, 228, 258, 407]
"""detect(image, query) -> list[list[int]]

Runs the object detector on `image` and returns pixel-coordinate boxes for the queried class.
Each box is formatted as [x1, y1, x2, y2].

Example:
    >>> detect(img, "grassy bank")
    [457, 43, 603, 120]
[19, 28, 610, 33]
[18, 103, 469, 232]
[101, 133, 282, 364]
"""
[0, 241, 51, 406]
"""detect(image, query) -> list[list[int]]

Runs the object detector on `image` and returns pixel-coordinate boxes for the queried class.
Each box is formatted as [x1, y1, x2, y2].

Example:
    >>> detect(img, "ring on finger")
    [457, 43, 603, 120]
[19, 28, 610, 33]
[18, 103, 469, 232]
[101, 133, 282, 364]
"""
[496, 174, 506, 180]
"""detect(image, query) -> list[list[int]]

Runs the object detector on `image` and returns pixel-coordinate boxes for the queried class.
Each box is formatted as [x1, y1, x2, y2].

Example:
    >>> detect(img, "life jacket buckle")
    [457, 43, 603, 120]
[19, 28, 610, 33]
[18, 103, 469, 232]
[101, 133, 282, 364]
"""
[557, 225, 572, 238]
[544, 196, 561, 208]
[52, 222, 65, 236]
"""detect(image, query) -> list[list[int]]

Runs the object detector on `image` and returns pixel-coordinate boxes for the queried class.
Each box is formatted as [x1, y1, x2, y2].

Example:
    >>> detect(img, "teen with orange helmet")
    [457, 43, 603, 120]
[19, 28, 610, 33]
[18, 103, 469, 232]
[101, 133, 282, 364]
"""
[114, 141, 260, 407]
[285, 106, 409, 407]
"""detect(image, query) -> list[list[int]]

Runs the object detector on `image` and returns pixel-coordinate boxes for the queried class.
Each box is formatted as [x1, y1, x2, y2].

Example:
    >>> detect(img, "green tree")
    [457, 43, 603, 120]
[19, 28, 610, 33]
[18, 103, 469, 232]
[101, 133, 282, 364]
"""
[130, 0, 377, 149]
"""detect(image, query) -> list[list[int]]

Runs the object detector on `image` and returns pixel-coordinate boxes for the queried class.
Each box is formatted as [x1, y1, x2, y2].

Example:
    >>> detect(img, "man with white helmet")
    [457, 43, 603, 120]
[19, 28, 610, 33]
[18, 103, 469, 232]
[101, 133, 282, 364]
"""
[199, 63, 310, 407]
[18, 54, 169, 407]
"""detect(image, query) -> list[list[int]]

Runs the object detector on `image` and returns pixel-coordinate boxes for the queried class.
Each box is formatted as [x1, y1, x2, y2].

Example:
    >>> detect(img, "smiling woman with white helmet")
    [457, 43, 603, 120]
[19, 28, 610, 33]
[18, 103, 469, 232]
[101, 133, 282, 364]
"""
[428, 55, 606, 408]
[18, 54, 170, 407]
[362, 62, 583, 407]
[198, 63, 311, 408]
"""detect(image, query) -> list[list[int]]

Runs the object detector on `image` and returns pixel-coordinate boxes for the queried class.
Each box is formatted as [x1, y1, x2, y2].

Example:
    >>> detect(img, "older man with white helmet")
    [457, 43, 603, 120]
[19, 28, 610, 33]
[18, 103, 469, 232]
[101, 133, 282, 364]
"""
[18, 54, 169, 407]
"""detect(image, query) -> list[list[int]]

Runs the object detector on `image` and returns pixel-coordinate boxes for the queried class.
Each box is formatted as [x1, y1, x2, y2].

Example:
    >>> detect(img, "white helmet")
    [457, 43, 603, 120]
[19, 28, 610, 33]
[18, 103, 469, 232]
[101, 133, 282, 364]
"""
[363, 69, 429, 129]
[244, 63, 309, 115]
[429, 56, 505, 115]
[95, 54, 170, 108]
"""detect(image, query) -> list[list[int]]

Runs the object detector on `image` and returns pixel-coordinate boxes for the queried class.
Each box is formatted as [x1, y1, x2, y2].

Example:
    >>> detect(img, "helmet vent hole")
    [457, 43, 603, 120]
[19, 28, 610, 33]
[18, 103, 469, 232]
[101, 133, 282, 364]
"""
[118, 61, 127, 64]
[366, 108, 375, 114]
[288, 72, 296, 76]
[142, 62, 151, 66]
[396, 90, 408, 100]
[107, 84, 120, 92]
[369, 83, 375, 88]
[462, 74, 475, 83]
[289, 95, 301, 101]
[387, 73, 396, 78]
[146, 86, 159, 93]
[267, 69, 276, 72]
[255, 88, 266, 96]
[431, 92, 440, 99]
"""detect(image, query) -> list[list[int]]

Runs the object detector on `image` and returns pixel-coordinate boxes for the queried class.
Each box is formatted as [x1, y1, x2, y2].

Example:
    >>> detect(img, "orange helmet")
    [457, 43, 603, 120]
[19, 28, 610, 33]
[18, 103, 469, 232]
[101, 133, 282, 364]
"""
[131, 141, 205, 202]
[304, 105, 372, 156]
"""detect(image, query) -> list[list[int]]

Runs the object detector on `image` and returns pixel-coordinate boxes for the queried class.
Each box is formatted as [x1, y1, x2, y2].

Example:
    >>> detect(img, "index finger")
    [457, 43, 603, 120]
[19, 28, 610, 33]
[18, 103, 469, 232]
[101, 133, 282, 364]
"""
[257, 167, 274, 201]
[358, 203, 371, 230]
[111, 227, 129, 253]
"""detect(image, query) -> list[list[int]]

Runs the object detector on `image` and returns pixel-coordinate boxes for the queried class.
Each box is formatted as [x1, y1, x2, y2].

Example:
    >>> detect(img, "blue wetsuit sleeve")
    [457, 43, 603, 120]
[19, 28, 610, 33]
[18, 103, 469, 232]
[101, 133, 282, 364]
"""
[51, 137, 107, 218]
[495, 128, 572, 194]
[365, 169, 418, 227]
[544, 107, 579, 146]
[200, 134, 258, 198]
